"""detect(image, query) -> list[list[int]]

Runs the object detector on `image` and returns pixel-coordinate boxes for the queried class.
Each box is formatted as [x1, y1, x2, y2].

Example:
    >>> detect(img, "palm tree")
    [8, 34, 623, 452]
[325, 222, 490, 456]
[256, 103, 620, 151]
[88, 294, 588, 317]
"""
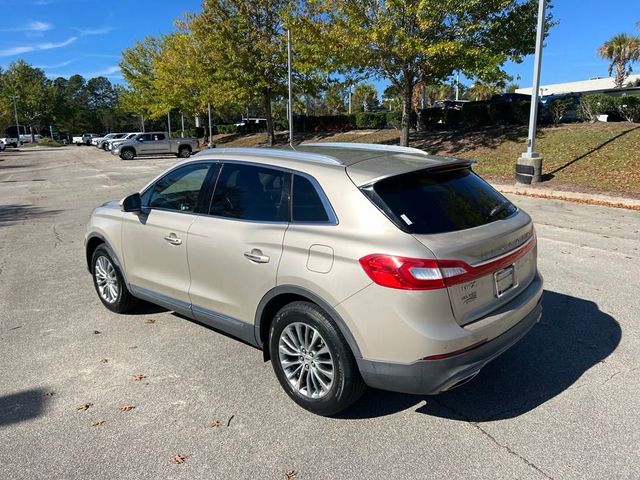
[597, 33, 640, 88]
[468, 81, 501, 101]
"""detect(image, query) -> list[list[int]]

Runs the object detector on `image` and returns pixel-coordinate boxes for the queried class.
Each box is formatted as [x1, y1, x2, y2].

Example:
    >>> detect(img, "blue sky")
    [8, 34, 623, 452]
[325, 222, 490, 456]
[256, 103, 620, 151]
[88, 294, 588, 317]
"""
[0, 0, 637, 92]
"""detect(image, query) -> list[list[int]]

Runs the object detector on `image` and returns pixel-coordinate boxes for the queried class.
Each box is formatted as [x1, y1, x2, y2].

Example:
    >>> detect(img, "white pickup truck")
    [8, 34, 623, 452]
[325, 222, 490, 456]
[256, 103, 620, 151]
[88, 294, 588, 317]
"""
[111, 132, 199, 160]
[72, 133, 100, 146]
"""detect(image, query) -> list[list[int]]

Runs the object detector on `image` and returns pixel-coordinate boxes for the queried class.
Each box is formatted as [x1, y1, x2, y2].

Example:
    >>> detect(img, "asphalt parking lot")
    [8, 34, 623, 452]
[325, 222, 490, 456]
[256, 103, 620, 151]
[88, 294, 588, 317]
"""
[1, 145, 639, 479]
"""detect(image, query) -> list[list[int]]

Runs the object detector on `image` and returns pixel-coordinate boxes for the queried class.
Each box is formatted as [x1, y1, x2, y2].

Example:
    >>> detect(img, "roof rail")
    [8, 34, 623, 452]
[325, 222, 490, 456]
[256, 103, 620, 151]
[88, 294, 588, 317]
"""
[198, 147, 342, 165]
[301, 142, 429, 156]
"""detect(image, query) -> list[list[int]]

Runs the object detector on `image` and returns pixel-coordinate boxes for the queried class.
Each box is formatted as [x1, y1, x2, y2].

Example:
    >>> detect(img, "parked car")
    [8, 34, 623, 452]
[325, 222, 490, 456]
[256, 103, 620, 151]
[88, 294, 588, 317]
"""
[73, 133, 100, 146]
[105, 132, 138, 151]
[111, 132, 198, 160]
[1, 136, 19, 148]
[85, 143, 543, 415]
[0, 138, 5, 151]
[94, 133, 125, 149]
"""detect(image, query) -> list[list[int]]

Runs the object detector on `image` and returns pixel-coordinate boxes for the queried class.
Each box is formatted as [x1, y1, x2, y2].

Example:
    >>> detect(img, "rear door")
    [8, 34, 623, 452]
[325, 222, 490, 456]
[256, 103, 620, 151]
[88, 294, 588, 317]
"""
[187, 162, 290, 325]
[362, 166, 537, 326]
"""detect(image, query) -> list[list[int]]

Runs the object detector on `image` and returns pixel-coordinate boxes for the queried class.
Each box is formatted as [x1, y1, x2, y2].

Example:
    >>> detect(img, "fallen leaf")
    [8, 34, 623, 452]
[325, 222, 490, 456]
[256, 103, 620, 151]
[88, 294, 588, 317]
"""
[100, 358, 109, 363]
[132, 373, 146, 381]
[76, 402, 94, 411]
[120, 404, 136, 412]
[284, 470, 297, 480]
[91, 419, 105, 427]
[144, 319, 156, 325]
[210, 420, 221, 428]
[170, 454, 188, 464]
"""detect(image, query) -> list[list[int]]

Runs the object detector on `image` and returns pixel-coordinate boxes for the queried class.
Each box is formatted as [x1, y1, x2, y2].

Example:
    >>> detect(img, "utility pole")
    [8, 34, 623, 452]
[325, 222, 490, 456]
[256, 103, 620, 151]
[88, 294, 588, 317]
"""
[181, 113, 185, 138]
[141, 114, 145, 132]
[455, 72, 460, 101]
[287, 29, 294, 146]
[348, 86, 352, 114]
[516, 0, 546, 184]
[167, 112, 172, 138]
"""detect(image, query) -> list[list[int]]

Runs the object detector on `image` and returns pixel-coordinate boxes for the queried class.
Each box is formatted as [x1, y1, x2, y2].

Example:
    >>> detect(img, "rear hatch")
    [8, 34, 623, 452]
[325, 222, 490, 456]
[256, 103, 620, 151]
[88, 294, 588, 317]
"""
[359, 164, 537, 326]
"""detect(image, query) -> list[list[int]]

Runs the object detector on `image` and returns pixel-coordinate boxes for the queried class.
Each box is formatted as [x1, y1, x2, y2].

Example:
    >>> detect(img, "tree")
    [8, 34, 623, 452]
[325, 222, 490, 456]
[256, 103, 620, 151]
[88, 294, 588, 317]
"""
[1, 60, 51, 141]
[119, 36, 162, 121]
[598, 34, 640, 88]
[505, 82, 521, 94]
[468, 80, 502, 101]
[185, 0, 291, 146]
[300, 0, 552, 146]
[351, 83, 378, 112]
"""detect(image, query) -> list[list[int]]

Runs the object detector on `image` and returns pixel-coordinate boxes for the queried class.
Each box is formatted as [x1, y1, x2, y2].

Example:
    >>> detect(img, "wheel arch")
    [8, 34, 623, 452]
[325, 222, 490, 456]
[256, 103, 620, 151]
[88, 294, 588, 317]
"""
[85, 233, 129, 285]
[255, 285, 362, 361]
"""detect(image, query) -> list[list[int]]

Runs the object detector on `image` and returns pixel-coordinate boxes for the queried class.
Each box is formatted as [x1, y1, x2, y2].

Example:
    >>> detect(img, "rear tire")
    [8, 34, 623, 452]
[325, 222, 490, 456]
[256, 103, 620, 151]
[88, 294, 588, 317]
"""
[91, 245, 138, 313]
[269, 301, 366, 416]
[178, 146, 191, 158]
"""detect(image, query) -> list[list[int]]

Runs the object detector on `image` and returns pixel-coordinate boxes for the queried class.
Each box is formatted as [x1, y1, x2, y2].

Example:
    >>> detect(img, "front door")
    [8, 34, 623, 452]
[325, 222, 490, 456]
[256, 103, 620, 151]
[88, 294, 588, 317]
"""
[187, 162, 290, 326]
[122, 162, 213, 305]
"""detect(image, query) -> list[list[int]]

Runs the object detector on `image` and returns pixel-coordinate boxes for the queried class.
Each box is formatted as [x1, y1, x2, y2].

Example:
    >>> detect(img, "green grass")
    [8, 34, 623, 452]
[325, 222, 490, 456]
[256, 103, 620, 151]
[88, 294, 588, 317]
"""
[213, 123, 640, 197]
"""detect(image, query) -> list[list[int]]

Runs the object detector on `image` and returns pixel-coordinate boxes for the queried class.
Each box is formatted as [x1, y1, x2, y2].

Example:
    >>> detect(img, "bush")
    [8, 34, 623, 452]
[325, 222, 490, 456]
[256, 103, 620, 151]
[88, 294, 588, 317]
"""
[37, 137, 62, 147]
[614, 96, 640, 122]
[386, 111, 402, 129]
[354, 112, 387, 129]
[216, 124, 238, 134]
[578, 94, 614, 122]
[548, 98, 575, 125]
[273, 120, 289, 132]
[461, 102, 491, 127]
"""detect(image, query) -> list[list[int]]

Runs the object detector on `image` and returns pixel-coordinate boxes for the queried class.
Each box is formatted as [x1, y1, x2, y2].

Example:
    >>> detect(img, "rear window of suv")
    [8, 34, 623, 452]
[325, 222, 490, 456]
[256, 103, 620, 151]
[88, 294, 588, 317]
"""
[363, 167, 517, 234]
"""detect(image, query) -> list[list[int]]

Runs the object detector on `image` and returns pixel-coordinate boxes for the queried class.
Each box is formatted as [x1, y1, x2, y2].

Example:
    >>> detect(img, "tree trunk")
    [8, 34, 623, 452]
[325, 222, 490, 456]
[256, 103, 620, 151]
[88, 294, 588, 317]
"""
[614, 61, 626, 89]
[400, 80, 413, 147]
[263, 89, 274, 147]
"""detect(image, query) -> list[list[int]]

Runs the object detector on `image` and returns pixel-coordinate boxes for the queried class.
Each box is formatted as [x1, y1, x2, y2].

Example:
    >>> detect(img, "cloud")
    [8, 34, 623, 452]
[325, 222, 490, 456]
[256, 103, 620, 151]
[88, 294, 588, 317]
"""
[0, 36, 78, 57]
[0, 46, 35, 57]
[38, 36, 78, 50]
[46, 65, 122, 80]
[77, 27, 116, 36]
[0, 20, 53, 33]
[36, 59, 76, 69]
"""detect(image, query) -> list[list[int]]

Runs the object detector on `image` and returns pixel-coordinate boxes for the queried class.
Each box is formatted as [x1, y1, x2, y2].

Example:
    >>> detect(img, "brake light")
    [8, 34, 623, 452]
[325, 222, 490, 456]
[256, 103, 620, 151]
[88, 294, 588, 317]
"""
[358, 254, 471, 290]
[359, 228, 536, 291]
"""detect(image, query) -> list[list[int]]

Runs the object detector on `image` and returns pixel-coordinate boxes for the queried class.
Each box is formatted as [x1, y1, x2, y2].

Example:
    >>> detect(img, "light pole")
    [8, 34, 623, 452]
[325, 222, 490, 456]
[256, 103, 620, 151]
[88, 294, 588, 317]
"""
[516, 0, 546, 184]
[287, 29, 294, 146]
[167, 112, 172, 138]
[11, 95, 20, 144]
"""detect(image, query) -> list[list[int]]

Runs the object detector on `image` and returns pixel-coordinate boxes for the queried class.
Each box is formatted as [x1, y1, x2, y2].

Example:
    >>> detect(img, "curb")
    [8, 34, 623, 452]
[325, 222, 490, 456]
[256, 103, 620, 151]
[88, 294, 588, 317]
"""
[493, 183, 640, 211]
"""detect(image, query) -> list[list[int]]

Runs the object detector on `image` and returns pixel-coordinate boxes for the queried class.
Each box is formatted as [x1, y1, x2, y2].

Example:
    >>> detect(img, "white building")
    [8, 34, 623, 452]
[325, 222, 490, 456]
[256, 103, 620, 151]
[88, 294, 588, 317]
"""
[516, 74, 640, 96]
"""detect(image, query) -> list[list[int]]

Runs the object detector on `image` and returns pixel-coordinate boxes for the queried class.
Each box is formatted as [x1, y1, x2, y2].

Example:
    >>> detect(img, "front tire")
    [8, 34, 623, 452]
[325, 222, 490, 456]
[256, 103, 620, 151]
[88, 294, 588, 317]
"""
[91, 245, 138, 313]
[120, 149, 135, 160]
[269, 301, 366, 416]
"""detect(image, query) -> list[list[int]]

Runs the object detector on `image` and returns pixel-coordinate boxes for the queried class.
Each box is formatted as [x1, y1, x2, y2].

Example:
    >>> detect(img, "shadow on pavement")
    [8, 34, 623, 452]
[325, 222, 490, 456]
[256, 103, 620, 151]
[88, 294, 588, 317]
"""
[0, 204, 62, 225]
[0, 388, 50, 427]
[341, 290, 621, 421]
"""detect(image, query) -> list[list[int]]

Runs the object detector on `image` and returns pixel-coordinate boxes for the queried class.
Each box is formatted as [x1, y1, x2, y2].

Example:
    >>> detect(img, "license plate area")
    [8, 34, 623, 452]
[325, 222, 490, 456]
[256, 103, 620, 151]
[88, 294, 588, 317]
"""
[494, 265, 517, 298]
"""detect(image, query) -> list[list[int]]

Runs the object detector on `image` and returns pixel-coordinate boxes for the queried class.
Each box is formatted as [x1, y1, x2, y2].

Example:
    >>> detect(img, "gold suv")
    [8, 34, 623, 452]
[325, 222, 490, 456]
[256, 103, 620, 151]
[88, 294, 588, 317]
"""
[85, 143, 543, 415]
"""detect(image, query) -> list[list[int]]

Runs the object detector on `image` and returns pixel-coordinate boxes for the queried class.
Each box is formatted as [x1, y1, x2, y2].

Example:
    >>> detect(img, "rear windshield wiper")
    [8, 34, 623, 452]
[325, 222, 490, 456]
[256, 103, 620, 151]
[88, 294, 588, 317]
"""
[487, 200, 511, 220]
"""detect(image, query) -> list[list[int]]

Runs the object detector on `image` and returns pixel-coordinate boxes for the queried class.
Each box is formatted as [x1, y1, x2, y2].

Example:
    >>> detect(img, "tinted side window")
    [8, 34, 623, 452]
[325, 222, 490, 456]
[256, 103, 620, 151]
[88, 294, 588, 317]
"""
[292, 175, 329, 222]
[210, 163, 288, 222]
[146, 163, 210, 212]
[152, 133, 165, 141]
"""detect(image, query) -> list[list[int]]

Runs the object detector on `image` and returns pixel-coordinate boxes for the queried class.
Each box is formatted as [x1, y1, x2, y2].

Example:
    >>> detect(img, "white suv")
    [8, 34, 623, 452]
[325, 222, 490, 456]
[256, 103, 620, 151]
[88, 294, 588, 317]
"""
[85, 143, 543, 415]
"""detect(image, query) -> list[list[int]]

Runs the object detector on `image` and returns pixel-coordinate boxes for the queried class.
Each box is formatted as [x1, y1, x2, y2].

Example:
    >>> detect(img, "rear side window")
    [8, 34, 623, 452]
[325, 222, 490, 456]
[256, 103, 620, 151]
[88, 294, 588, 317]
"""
[292, 175, 329, 223]
[209, 163, 289, 222]
[364, 168, 517, 234]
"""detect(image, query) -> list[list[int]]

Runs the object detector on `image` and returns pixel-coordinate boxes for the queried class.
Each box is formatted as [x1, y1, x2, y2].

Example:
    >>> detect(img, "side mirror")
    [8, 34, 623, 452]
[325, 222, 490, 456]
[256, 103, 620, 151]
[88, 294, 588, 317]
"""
[121, 192, 142, 213]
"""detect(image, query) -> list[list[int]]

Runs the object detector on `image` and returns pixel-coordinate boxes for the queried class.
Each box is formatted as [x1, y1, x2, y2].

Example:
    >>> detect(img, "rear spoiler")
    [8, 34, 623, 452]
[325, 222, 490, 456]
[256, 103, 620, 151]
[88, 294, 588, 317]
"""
[359, 159, 476, 188]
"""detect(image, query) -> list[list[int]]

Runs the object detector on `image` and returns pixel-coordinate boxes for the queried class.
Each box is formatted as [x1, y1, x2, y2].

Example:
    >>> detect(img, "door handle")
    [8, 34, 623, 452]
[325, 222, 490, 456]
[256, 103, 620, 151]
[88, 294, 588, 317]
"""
[244, 249, 270, 263]
[164, 233, 182, 245]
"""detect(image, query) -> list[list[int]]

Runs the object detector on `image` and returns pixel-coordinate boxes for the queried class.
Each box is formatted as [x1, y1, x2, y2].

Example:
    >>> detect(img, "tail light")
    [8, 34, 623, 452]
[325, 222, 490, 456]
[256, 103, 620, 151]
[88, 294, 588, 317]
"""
[359, 227, 536, 291]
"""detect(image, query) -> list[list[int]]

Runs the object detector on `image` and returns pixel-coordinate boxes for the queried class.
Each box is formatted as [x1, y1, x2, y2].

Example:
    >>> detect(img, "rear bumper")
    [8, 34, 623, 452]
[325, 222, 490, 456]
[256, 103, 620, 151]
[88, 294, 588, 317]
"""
[357, 292, 543, 395]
